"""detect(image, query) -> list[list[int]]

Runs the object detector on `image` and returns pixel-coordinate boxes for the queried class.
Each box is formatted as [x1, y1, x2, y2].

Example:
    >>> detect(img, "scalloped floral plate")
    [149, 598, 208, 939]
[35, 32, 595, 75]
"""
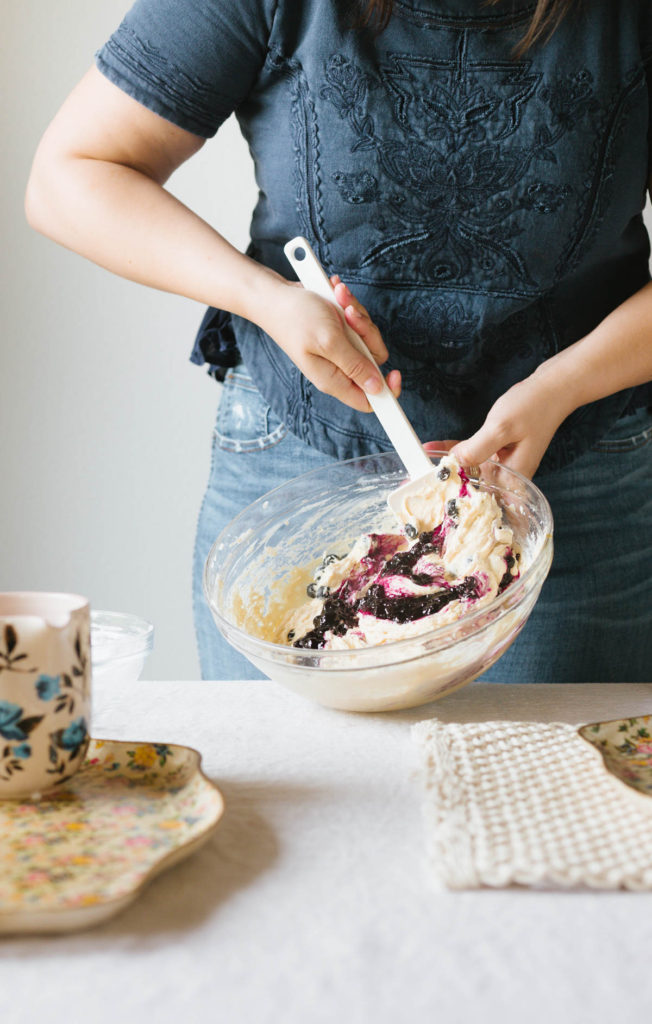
[0, 739, 224, 934]
[578, 716, 652, 797]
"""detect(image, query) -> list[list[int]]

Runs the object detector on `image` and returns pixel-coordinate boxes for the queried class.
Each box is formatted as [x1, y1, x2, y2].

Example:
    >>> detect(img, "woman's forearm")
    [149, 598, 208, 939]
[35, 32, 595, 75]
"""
[450, 279, 652, 477]
[25, 152, 283, 327]
[532, 280, 652, 415]
[25, 151, 393, 407]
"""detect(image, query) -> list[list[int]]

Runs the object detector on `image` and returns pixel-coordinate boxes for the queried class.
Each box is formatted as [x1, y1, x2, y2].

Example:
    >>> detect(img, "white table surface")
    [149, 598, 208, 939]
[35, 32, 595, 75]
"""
[2, 679, 652, 1024]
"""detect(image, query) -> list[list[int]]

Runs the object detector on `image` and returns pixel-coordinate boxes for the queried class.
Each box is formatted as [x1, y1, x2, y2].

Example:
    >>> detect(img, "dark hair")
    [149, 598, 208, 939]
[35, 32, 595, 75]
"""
[357, 0, 575, 55]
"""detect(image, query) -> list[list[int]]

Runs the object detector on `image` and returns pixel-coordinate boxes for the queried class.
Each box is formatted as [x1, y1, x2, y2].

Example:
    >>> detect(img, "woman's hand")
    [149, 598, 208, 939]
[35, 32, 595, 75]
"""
[425, 278, 652, 478]
[258, 274, 401, 414]
[425, 371, 570, 480]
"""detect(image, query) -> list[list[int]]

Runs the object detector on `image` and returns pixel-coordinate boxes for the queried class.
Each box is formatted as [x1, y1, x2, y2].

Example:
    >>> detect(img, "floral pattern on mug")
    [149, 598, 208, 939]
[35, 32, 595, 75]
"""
[0, 701, 44, 781]
[36, 674, 61, 700]
[0, 633, 91, 783]
[47, 717, 89, 780]
[0, 701, 44, 742]
[0, 593, 91, 799]
[0, 625, 37, 675]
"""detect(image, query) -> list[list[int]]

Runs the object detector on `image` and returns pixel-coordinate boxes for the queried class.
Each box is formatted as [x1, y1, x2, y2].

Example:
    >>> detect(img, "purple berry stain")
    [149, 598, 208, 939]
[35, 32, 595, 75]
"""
[294, 525, 482, 647]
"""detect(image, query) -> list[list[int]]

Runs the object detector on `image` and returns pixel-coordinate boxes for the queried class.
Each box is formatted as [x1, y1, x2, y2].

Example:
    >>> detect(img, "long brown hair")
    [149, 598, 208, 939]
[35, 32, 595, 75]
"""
[358, 0, 575, 55]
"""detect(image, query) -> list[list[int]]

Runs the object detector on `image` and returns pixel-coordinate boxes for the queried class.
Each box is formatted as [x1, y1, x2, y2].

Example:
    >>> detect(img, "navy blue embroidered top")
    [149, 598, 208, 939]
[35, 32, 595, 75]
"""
[97, 0, 652, 470]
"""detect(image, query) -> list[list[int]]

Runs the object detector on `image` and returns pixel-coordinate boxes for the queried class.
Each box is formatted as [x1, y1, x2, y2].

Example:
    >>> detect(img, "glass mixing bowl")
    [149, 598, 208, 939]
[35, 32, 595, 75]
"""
[204, 452, 553, 712]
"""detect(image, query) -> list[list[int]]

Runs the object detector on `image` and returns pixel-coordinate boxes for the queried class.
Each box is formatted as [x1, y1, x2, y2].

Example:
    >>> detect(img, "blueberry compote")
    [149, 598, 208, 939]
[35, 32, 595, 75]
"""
[292, 458, 518, 650]
[497, 547, 519, 593]
[293, 526, 479, 649]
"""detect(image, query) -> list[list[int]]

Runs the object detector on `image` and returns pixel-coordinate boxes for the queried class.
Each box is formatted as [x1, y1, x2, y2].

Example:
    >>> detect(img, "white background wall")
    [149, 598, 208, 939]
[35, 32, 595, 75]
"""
[2, 0, 258, 679]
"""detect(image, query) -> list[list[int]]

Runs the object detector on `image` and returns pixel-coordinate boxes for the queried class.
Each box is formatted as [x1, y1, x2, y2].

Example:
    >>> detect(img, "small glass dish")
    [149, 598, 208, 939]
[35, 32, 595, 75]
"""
[91, 610, 154, 685]
[204, 451, 553, 712]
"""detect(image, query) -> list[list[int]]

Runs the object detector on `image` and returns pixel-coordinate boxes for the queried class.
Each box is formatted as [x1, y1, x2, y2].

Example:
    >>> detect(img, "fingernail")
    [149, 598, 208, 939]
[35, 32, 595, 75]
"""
[342, 283, 352, 297]
[365, 375, 382, 395]
[346, 304, 360, 317]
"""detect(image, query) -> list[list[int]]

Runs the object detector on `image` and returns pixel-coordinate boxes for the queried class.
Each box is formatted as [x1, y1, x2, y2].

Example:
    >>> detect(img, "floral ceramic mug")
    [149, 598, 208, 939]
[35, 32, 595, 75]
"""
[0, 592, 91, 799]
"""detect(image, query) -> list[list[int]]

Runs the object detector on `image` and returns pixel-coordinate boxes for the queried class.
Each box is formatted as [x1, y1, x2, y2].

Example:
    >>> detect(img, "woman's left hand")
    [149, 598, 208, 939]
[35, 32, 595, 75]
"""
[425, 372, 570, 480]
[424, 276, 652, 478]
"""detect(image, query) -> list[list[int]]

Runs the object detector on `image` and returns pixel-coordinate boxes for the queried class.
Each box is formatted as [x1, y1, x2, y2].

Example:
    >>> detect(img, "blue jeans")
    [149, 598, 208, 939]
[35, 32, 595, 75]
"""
[193, 367, 652, 682]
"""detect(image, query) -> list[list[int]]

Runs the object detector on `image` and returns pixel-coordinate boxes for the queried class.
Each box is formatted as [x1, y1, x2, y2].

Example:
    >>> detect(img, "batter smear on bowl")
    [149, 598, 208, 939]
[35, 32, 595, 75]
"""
[280, 455, 522, 650]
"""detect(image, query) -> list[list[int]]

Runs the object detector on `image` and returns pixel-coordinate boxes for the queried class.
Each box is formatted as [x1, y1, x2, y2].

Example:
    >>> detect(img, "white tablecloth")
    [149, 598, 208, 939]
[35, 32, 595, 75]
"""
[2, 679, 652, 1023]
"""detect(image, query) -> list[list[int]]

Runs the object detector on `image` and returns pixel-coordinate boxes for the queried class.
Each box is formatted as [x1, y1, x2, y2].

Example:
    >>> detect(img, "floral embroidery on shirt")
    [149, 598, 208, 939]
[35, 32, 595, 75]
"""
[278, 52, 330, 254]
[331, 170, 381, 204]
[375, 297, 554, 402]
[320, 34, 599, 289]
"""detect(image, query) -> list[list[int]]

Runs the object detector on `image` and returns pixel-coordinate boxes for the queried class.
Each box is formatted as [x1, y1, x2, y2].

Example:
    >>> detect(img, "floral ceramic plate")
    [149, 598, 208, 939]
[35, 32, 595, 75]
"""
[0, 739, 224, 934]
[578, 716, 652, 798]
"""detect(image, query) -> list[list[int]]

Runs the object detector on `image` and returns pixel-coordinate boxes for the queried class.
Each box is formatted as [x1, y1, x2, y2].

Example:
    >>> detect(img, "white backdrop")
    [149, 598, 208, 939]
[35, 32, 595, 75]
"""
[1, 0, 257, 679]
[2, 2, 651, 680]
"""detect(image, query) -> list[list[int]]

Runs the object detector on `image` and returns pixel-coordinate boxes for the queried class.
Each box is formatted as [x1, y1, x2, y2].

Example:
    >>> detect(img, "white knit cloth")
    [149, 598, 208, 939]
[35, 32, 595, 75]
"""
[412, 719, 652, 890]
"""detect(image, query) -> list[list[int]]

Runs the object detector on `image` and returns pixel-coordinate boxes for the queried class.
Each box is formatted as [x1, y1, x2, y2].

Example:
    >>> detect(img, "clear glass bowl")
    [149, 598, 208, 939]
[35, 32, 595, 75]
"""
[91, 610, 154, 685]
[204, 452, 553, 712]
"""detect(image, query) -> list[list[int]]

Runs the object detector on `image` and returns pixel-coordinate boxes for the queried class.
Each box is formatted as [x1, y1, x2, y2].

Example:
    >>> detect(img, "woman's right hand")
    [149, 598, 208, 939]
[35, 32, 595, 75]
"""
[257, 274, 401, 413]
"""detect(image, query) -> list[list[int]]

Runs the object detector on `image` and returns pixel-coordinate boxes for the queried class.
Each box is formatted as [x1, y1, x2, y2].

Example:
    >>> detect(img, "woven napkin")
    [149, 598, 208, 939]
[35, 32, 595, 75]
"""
[412, 718, 652, 890]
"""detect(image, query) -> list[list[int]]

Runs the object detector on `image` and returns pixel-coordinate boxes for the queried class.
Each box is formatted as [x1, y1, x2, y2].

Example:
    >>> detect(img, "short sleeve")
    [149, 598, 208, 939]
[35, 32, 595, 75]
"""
[96, 0, 278, 137]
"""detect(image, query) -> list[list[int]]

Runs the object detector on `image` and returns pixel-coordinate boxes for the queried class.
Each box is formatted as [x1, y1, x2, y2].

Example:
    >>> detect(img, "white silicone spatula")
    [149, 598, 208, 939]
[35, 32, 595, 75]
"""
[284, 236, 438, 519]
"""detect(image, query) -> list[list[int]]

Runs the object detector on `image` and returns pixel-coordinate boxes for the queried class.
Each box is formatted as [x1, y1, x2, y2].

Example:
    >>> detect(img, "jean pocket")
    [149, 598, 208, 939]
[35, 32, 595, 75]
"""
[591, 406, 652, 454]
[214, 367, 287, 453]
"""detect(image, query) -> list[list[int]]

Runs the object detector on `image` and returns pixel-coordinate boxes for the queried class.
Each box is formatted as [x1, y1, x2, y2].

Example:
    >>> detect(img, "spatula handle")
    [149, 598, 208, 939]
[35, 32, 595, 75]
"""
[284, 237, 433, 480]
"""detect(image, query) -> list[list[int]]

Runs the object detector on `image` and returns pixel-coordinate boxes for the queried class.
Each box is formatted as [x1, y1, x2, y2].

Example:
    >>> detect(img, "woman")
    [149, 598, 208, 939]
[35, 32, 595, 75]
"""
[25, 0, 652, 681]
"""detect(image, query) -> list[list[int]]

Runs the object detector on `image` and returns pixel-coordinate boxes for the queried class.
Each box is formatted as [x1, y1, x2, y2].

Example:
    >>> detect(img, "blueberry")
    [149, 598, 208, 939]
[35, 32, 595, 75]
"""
[316, 586, 331, 599]
[446, 499, 458, 517]
[404, 523, 418, 540]
[506, 554, 515, 569]
[287, 630, 295, 641]
[498, 571, 513, 593]
[437, 466, 451, 481]
[306, 583, 317, 598]
[317, 552, 342, 573]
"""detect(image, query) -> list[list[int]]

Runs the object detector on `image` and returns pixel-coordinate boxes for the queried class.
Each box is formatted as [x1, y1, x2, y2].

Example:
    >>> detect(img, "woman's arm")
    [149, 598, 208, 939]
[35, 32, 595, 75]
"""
[25, 67, 394, 411]
[446, 279, 652, 479]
